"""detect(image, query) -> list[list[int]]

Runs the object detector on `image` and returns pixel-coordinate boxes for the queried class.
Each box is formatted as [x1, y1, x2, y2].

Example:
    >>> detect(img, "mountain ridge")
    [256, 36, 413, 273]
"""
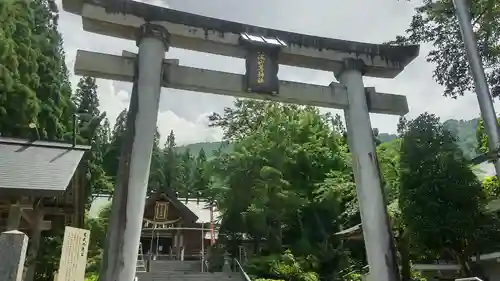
[175, 118, 481, 159]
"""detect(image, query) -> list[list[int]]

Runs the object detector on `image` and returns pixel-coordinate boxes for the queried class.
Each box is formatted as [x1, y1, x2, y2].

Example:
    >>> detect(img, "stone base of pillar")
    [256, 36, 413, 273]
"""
[7, 205, 22, 231]
[0, 230, 29, 281]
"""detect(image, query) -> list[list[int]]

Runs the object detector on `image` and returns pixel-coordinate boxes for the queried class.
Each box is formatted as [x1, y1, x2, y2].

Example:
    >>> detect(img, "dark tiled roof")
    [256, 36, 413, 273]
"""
[0, 137, 90, 196]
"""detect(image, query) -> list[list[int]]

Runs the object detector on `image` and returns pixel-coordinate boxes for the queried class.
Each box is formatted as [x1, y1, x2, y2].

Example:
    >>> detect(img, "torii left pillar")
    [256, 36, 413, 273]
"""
[99, 23, 169, 281]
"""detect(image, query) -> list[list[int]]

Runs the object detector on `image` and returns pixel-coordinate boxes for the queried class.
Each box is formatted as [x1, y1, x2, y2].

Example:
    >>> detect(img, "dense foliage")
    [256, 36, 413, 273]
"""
[3, 1, 500, 281]
[398, 113, 500, 277]
[187, 118, 482, 161]
[394, 0, 500, 99]
[0, 0, 73, 140]
[207, 101, 356, 280]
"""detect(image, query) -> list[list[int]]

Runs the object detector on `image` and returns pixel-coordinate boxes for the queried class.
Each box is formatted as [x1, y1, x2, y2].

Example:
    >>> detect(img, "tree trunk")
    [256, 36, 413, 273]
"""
[266, 214, 282, 253]
[397, 230, 411, 281]
[451, 250, 472, 277]
[470, 252, 488, 281]
[400, 250, 411, 281]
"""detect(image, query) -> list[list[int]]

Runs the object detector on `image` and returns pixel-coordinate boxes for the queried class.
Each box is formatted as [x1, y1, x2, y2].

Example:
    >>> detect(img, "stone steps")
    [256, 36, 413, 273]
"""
[136, 272, 241, 281]
[149, 260, 202, 272]
[137, 260, 243, 281]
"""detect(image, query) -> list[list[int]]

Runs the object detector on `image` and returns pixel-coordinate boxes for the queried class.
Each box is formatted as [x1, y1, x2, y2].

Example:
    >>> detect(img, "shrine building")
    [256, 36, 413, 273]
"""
[139, 192, 219, 262]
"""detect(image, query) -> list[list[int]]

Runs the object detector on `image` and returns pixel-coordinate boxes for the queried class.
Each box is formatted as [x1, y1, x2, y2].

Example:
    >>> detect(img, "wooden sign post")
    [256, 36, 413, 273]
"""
[56, 226, 90, 281]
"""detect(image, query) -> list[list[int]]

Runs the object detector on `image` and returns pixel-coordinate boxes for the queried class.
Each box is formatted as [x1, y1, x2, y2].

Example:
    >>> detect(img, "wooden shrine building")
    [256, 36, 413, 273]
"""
[140, 192, 219, 262]
[0, 137, 89, 281]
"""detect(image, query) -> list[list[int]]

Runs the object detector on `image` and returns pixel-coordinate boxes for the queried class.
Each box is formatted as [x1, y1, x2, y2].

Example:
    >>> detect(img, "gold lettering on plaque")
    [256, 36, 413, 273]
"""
[257, 52, 266, 84]
[154, 201, 169, 221]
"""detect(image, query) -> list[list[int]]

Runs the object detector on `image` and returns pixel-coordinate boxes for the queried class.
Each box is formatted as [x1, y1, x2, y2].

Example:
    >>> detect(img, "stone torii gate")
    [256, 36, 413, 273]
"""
[62, 1, 419, 281]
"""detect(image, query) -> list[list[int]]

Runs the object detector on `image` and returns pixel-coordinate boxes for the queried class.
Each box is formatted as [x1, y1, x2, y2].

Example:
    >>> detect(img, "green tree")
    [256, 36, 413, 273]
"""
[442, 118, 479, 160]
[33, 0, 74, 140]
[161, 130, 180, 193]
[99, 118, 111, 146]
[85, 204, 112, 276]
[475, 118, 500, 198]
[73, 76, 107, 143]
[398, 112, 499, 277]
[73, 76, 112, 204]
[0, 0, 41, 138]
[394, 0, 500, 98]
[102, 109, 128, 183]
[209, 99, 271, 142]
[209, 100, 354, 280]
[377, 139, 402, 202]
[0, 1, 82, 280]
[0, 0, 74, 140]
[148, 127, 164, 194]
[191, 148, 210, 196]
[482, 175, 500, 200]
[246, 250, 319, 281]
[476, 117, 500, 157]
[376, 138, 416, 281]
[175, 148, 194, 196]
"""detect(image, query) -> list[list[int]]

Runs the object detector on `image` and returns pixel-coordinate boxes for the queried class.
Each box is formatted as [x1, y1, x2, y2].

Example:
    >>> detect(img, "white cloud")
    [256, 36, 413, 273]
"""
[57, 0, 221, 144]
[95, 85, 222, 145]
[97, 83, 129, 126]
[57, 0, 499, 145]
[156, 111, 223, 146]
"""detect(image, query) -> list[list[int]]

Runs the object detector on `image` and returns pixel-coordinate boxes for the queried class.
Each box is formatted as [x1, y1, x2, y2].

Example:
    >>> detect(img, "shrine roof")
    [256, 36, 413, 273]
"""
[0, 137, 90, 196]
[144, 192, 221, 224]
[179, 198, 221, 224]
[146, 192, 198, 223]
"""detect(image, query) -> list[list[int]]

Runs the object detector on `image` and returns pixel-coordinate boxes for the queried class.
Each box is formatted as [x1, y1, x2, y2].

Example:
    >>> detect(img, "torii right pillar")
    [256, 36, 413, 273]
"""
[336, 58, 400, 281]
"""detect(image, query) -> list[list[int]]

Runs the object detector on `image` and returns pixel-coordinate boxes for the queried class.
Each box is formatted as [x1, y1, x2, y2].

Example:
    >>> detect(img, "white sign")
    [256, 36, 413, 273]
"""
[56, 226, 90, 281]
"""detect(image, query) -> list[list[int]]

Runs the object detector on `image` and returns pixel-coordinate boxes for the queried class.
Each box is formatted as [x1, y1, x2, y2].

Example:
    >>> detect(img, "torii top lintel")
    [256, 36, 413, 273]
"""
[63, 0, 420, 78]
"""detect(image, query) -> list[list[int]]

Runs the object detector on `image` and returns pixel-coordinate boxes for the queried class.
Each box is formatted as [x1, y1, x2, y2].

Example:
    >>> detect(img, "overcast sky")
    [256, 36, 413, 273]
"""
[56, 0, 499, 146]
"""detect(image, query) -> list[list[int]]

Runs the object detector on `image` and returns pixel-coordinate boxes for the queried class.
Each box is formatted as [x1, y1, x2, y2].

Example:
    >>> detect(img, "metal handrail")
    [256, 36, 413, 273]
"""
[234, 259, 252, 281]
[204, 259, 210, 272]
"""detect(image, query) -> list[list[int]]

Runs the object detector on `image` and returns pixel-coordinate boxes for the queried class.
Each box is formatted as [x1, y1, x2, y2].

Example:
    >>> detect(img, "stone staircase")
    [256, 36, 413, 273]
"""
[149, 260, 202, 272]
[136, 271, 242, 281]
[136, 260, 244, 281]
